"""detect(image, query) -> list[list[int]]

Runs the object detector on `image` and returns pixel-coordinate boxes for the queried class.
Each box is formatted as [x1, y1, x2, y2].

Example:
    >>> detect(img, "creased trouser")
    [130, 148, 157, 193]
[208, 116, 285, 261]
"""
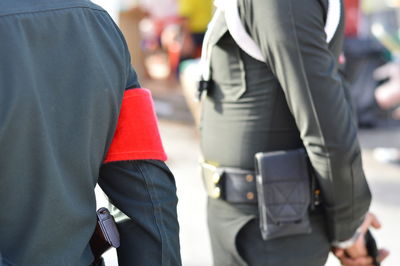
[207, 198, 330, 266]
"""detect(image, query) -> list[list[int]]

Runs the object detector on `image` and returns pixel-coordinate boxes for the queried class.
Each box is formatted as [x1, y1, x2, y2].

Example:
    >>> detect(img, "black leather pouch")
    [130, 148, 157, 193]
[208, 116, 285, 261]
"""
[90, 207, 120, 264]
[255, 149, 312, 240]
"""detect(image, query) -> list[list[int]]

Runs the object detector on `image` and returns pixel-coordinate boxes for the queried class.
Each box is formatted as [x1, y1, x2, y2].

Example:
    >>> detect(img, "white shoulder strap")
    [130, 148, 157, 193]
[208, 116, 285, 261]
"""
[222, 0, 265, 62]
[220, 0, 342, 62]
[325, 0, 342, 43]
[200, 0, 342, 82]
[199, 8, 223, 82]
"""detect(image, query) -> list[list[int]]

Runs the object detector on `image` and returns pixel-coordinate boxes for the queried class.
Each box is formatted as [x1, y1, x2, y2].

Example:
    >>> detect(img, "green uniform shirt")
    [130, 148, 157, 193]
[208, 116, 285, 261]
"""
[0, 1, 180, 265]
[201, 0, 371, 242]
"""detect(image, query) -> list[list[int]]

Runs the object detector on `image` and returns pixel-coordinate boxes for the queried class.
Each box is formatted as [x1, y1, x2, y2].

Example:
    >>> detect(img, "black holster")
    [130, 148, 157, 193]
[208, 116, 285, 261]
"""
[90, 208, 120, 264]
[255, 149, 313, 240]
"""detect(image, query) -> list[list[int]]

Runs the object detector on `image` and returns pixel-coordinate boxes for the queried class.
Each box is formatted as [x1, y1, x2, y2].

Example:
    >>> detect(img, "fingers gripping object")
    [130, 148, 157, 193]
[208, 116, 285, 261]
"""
[365, 230, 380, 266]
[104, 88, 167, 163]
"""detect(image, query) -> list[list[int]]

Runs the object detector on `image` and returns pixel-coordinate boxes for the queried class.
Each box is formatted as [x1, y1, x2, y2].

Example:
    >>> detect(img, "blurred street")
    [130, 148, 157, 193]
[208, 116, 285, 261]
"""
[98, 83, 400, 266]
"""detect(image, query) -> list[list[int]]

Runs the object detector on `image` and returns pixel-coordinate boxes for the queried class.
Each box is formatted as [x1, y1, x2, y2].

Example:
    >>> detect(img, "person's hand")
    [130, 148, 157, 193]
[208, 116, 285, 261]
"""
[333, 213, 389, 265]
[333, 241, 389, 266]
[333, 248, 389, 266]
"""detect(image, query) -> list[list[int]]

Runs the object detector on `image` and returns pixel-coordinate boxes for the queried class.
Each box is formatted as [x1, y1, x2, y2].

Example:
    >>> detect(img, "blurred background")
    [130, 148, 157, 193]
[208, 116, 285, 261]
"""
[92, 0, 400, 265]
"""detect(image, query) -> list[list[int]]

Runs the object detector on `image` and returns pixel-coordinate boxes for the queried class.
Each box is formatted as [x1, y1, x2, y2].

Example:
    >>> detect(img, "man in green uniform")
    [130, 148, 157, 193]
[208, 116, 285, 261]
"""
[0, 0, 181, 265]
[199, 0, 386, 265]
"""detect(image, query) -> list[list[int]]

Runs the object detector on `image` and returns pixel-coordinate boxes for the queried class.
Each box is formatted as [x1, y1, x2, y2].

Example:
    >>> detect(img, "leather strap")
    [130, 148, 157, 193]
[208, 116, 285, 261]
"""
[201, 163, 258, 204]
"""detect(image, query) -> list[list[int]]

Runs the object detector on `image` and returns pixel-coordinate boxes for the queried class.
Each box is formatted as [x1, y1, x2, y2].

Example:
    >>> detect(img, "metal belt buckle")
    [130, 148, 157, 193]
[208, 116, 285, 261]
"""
[201, 163, 224, 199]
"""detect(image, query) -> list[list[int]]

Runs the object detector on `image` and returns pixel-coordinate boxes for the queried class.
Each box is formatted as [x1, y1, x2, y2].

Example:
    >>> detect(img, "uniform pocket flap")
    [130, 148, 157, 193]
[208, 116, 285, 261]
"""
[264, 180, 310, 223]
[255, 149, 312, 240]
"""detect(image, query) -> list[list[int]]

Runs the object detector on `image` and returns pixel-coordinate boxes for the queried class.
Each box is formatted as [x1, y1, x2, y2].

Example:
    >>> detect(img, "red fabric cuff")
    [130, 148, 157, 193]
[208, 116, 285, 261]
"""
[104, 88, 167, 163]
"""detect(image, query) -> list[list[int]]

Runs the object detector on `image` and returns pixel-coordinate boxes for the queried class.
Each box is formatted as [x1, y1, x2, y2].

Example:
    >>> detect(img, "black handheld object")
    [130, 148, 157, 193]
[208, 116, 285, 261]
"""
[365, 230, 380, 266]
[90, 207, 120, 265]
[196, 79, 213, 101]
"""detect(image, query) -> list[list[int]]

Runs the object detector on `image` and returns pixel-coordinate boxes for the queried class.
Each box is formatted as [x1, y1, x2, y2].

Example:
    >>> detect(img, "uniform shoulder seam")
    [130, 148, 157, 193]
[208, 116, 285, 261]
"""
[0, 2, 106, 19]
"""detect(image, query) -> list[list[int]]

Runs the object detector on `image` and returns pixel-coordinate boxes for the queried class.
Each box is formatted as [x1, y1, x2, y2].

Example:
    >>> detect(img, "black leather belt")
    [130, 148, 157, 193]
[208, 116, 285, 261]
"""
[201, 161, 322, 207]
[201, 162, 258, 204]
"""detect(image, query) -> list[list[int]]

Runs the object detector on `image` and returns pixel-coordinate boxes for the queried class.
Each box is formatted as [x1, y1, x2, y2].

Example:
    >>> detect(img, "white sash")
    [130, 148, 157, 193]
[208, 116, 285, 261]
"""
[200, 0, 342, 81]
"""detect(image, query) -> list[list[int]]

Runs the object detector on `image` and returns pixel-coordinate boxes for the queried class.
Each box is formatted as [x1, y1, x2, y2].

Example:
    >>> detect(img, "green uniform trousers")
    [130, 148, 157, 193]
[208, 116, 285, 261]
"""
[208, 198, 330, 266]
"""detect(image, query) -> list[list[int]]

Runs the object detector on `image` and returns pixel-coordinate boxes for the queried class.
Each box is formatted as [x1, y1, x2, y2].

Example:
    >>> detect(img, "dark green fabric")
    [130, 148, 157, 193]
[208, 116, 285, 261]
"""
[235, 215, 330, 266]
[0, 1, 178, 265]
[99, 160, 181, 266]
[208, 198, 330, 266]
[200, 0, 371, 249]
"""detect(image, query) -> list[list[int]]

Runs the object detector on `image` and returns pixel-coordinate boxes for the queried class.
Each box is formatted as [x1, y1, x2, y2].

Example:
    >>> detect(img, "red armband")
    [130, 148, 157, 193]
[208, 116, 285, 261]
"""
[104, 88, 167, 163]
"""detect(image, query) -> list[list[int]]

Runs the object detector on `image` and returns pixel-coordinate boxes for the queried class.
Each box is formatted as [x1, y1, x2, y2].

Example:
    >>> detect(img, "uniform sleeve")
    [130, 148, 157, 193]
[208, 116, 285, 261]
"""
[125, 64, 140, 90]
[99, 20, 180, 264]
[246, 0, 371, 242]
[98, 160, 181, 266]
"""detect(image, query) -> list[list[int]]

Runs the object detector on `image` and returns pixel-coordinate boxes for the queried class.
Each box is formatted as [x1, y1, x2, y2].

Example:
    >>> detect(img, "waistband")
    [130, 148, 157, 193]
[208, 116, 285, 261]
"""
[201, 162, 258, 204]
[201, 162, 322, 207]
